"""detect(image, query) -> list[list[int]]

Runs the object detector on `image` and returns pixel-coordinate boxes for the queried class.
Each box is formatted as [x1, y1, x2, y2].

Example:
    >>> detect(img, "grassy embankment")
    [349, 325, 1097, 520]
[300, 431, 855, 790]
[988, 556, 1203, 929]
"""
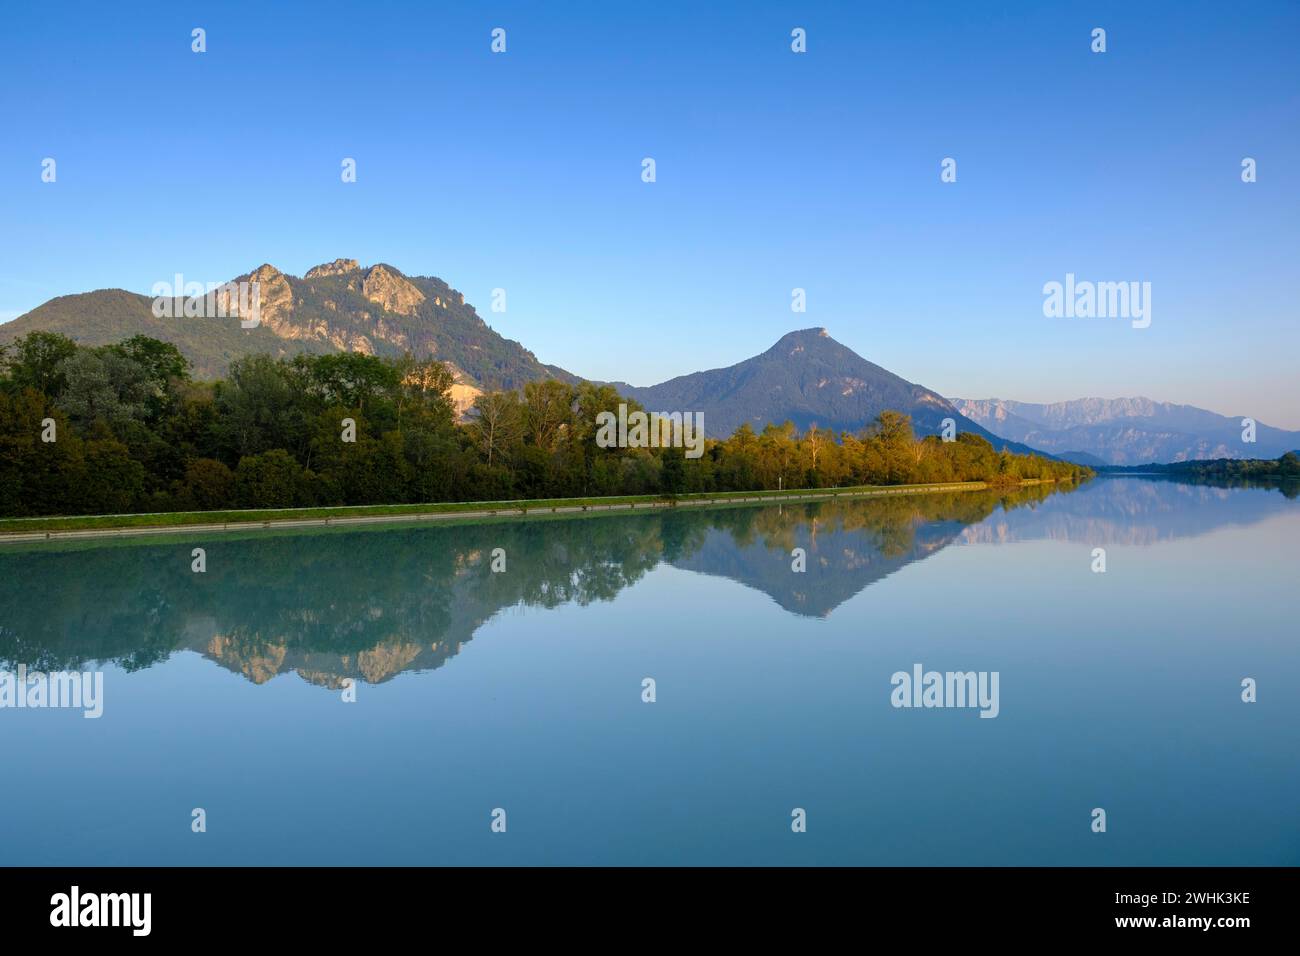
[0, 477, 1076, 540]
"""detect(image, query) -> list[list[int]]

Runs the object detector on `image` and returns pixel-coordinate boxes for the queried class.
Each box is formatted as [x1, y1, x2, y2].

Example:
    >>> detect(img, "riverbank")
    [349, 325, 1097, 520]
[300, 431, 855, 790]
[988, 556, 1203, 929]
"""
[0, 478, 1071, 543]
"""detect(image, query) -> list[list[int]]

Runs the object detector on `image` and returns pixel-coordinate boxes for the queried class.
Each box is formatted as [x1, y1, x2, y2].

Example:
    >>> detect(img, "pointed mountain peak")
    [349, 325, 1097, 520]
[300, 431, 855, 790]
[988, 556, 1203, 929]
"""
[234, 263, 291, 293]
[775, 327, 832, 344]
[305, 258, 360, 279]
[620, 327, 994, 442]
[766, 327, 851, 359]
[365, 262, 408, 280]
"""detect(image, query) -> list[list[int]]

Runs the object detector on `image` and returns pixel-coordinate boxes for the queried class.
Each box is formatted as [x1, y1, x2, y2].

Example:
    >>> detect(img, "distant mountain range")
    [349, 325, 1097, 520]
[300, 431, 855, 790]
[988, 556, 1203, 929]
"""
[19, 262, 1281, 464]
[0, 265, 1056, 454]
[952, 397, 1300, 466]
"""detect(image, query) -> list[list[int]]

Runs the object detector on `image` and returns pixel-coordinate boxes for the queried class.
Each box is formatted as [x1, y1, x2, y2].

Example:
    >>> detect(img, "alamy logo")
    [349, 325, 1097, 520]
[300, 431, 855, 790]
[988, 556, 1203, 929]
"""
[1042, 273, 1151, 329]
[595, 403, 704, 459]
[150, 274, 262, 328]
[50, 886, 151, 936]
[0, 665, 103, 718]
[890, 663, 1000, 718]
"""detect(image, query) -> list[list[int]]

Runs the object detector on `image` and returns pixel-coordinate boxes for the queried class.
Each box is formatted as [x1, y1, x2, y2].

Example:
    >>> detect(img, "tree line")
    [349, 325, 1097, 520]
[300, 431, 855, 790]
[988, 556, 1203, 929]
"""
[0, 332, 1090, 517]
[1104, 454, 1300, 481]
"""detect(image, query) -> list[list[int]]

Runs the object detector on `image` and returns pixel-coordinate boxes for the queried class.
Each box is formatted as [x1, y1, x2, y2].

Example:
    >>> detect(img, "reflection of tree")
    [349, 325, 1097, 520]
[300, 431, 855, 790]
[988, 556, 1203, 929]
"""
[669, 486, 1060, 616]
[1145, 474, 1300, 499]
[0, 484, 1073, 682]
[729, 485, 1057, 558]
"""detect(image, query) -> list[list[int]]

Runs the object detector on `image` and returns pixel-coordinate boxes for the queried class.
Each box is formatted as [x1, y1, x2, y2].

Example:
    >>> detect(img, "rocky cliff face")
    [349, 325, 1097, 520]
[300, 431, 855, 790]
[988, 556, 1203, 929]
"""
[216, 263, 294, 332]
[1, 258, 579, 394]
[360, 263, 426, 316]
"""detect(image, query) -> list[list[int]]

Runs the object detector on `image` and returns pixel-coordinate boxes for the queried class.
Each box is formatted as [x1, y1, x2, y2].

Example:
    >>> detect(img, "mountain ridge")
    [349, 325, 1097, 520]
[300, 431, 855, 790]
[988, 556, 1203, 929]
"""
[0, 259, 577, 396]
[7, 266, 1086, 456]
[953, 396, 1300, 465]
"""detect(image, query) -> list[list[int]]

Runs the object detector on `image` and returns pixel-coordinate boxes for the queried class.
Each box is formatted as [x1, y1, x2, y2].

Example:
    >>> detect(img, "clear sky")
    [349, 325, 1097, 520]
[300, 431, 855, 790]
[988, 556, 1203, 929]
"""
[1, 1, 1297, 426]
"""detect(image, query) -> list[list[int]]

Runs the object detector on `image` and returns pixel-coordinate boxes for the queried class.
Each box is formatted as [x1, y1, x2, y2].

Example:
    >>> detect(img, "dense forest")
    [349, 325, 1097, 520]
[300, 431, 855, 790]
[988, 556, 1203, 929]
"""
[1102, 454, 1300, 481]
[0, 332, 1090, 517]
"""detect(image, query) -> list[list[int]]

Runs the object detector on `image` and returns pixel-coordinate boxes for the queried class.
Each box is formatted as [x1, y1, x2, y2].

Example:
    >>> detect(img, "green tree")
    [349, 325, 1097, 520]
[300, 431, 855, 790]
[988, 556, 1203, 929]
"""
[234, 449, 309, 508]
[182, 458, 235, 510]
[108, 335, 190, 420]
[523, 380, 576, 451]
[54, 349, 150, 429]
[468, 391, 525, 467]
[660, 446, 686, 494]
[300, 352, 401, 415]
[81, 440, 146, 514]
[1, 331, 79, 397]
[0, 390, 85, 515]
[214, 354, 311, 460]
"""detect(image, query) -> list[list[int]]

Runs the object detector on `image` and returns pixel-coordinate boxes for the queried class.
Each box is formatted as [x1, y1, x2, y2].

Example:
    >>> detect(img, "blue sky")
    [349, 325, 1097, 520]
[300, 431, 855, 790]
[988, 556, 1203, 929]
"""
[1, 0, 1297, 425]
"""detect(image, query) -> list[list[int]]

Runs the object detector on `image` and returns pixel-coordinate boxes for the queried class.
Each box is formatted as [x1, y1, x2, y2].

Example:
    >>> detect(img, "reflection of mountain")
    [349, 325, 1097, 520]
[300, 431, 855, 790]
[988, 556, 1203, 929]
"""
[958, 476, 1299, 547]
[1, 489, 1054, 683]
[669, 493, 1027, 616]
[0, 517, 666, 685]
[25, 478, 1284, 687]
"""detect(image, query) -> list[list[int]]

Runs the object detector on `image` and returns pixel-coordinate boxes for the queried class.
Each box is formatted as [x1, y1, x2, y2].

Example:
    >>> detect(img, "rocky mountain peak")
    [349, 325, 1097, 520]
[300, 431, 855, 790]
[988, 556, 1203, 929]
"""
[305, 258, 361, 279]
[225, 263, 293, 327]
[248, 263, 283, 281]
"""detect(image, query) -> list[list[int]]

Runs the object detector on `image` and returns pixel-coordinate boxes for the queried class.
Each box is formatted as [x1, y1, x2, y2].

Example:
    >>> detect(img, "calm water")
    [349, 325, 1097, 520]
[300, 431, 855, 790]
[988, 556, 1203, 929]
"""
[2, 477, 1297, 865]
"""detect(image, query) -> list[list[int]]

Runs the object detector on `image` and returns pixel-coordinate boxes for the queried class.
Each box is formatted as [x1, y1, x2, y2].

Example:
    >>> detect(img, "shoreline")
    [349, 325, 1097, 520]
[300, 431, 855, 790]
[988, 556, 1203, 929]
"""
[0, 478, 1069, 544]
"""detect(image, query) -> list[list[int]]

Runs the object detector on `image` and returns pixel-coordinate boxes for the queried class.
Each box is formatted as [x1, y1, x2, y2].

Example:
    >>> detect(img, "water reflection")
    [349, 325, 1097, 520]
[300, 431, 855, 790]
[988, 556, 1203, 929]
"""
[1, 478, 1294, 687]
[961, 476, 1300, 547]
